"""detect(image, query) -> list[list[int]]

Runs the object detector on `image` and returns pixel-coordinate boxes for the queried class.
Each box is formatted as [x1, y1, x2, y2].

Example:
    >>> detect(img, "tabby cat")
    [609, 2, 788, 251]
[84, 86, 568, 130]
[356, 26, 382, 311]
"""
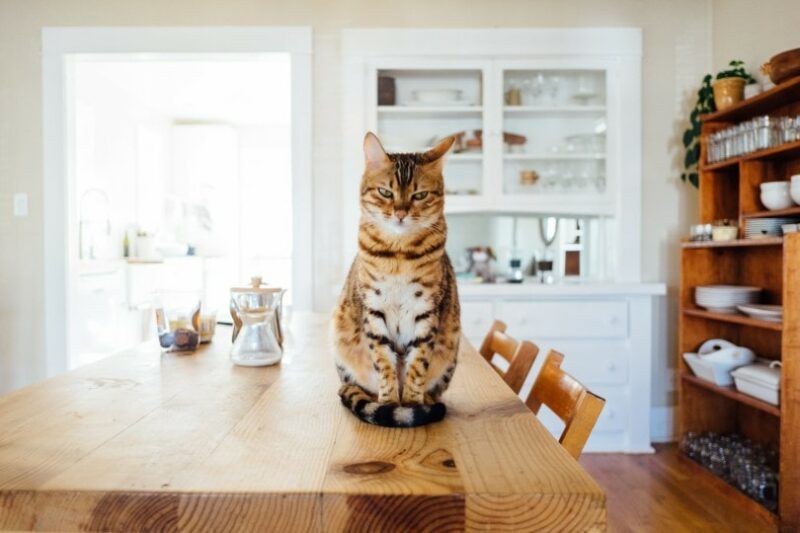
[332, 132, 461, 427]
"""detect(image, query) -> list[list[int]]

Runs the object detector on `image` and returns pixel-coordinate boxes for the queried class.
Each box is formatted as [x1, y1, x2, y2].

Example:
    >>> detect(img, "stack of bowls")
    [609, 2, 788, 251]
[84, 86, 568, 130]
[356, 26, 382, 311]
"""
[695, 285, 761, 314]
[791, 175, 800, 204]
[760, 181, 794, 210]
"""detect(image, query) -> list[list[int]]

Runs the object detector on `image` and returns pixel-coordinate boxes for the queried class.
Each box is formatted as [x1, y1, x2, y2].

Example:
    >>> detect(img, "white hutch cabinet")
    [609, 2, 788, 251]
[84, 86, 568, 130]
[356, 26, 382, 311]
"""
[341, 28, 665, 452]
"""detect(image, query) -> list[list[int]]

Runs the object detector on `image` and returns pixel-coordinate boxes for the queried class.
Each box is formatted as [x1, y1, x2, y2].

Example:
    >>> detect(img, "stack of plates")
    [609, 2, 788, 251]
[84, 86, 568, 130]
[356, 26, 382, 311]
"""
[736, 304, 783, 322]
[745, 217, 797, 239]
[695, 285, 761, 314]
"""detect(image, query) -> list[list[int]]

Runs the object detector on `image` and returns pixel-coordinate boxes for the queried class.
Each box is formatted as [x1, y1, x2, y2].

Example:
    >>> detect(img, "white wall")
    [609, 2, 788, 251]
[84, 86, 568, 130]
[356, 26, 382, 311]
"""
[0, 1, 714, 405]
[712, 0, 798, 82]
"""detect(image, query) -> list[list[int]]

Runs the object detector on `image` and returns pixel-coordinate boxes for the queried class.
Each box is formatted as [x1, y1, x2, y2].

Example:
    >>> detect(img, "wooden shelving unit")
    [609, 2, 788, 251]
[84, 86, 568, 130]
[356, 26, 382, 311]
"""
[679, 77, 800, 529]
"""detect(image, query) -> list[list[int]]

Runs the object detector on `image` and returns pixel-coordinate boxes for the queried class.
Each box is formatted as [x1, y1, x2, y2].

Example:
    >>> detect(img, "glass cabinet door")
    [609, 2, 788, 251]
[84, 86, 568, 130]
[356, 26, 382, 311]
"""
[498, 66, 609, 205]
[371, 65, 487, 200]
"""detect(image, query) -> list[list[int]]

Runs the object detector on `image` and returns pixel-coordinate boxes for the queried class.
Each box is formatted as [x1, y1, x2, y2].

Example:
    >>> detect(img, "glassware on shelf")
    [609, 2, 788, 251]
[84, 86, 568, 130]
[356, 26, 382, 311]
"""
[546, 74, 561, 106]
[707, 114, 800, 164]
[680, 432, 779, 511]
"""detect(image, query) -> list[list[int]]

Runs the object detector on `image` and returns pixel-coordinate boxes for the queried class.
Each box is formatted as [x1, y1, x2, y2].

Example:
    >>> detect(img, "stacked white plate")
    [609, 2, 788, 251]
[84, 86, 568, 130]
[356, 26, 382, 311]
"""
[695, 285, 761, 314]
[736, 304, 783, 322]
[745, 217, 797, 239]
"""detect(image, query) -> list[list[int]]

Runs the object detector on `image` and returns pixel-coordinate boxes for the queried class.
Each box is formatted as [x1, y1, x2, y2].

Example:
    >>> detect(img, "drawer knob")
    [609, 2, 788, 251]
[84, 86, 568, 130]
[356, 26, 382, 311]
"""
[610, 316, 620, 325]
[607, 362, 617, 372]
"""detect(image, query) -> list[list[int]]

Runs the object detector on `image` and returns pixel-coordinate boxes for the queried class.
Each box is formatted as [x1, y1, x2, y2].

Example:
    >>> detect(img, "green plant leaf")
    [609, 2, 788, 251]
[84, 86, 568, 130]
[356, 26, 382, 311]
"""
[689, 172, 699, 188]
[683, 128, 695, 148]
[685, 144, 699, 167]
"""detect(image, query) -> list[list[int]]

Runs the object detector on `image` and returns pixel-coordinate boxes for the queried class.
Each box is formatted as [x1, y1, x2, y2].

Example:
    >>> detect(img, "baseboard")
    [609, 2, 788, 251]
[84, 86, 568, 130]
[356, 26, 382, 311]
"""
[650, 406, 676, 443]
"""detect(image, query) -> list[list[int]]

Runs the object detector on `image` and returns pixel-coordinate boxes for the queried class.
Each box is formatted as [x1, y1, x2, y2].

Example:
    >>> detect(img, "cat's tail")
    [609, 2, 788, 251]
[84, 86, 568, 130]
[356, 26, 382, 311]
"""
[338, 384, 446, 428]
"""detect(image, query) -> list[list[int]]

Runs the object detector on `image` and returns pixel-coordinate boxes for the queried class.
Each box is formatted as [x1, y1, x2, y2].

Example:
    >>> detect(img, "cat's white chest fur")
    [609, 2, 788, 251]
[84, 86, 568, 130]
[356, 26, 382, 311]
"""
[365, 275, 429, 352]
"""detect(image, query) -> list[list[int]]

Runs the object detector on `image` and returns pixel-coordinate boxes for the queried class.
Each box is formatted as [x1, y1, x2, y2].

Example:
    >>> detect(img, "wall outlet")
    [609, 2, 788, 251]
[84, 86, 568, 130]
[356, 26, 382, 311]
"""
[13, 193, 28, 217]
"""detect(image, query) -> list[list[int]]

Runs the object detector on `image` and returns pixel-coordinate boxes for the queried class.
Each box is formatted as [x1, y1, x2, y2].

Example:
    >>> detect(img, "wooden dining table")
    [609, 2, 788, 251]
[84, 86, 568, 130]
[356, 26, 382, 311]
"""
[0, 313, 606, 532]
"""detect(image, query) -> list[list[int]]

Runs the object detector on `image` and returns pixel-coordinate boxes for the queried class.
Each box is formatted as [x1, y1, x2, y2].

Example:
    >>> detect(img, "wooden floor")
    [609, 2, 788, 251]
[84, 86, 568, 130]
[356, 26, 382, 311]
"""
[580, 444, 775, 533]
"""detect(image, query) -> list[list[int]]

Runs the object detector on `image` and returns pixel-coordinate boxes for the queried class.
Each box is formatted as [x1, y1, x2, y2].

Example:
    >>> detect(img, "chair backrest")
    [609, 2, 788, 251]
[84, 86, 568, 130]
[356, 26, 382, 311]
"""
[478, 320, 539, 394]
[525, 350, 606, 459]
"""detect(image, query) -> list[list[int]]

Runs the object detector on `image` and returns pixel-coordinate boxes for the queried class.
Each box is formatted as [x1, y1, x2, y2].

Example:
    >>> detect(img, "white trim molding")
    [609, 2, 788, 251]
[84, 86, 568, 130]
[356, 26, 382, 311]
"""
[42, 26, 313, 378]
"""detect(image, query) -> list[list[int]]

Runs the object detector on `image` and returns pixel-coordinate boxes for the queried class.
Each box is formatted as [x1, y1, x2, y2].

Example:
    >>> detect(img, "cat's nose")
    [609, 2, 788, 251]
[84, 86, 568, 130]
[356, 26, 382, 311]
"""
[395, 210, 408, 222]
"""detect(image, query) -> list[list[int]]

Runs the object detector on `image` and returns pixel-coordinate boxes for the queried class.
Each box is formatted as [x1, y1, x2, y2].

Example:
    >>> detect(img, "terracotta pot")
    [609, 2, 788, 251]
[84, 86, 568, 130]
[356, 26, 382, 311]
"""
[712, 77, 746, 110]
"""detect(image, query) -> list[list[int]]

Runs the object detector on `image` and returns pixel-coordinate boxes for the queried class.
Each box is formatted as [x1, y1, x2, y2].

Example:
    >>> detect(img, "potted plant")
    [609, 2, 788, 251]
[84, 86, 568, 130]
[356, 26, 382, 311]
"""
[712, 60, 757, 110]
[681, 61, 757, 188]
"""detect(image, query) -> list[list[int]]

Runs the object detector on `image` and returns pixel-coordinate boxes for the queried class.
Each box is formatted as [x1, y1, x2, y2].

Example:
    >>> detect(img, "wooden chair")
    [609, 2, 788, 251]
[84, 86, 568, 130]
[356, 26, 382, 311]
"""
[525, 350, 605, 459]
[478, 320, 539, 394]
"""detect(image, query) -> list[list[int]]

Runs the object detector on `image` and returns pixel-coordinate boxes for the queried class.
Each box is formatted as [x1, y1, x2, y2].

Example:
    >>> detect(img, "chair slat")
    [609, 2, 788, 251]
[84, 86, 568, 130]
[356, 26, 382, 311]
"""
[525, 350, 606, 459]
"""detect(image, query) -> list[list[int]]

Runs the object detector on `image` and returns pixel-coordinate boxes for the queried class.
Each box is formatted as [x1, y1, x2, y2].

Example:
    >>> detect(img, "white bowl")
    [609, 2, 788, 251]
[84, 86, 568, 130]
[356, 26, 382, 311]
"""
[761, 189, 794, 210]
[791, 186, 800, 205]
[791, 174, 800, 185]
[783, 223, 799, 234]
[760, 181, 789, 190]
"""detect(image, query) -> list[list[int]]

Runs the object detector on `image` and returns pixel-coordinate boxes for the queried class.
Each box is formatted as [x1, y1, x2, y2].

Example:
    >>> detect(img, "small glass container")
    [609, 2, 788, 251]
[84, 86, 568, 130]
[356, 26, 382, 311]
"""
[154, 291, 202, 353]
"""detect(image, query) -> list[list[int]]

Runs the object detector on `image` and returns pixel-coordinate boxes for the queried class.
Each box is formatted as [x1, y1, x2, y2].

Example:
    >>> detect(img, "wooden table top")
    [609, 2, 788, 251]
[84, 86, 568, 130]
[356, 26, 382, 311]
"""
[0, 313, 605, 532]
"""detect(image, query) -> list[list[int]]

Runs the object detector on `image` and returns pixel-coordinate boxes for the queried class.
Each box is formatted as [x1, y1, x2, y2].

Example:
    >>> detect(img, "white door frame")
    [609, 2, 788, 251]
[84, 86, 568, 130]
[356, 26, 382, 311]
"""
[42, 27, 313, 376]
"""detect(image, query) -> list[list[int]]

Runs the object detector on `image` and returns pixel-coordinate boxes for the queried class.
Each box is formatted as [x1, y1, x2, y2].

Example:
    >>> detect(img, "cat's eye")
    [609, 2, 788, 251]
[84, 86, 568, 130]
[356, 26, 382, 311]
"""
[412, 191, 428, 201]
[377, 187, 393, 199]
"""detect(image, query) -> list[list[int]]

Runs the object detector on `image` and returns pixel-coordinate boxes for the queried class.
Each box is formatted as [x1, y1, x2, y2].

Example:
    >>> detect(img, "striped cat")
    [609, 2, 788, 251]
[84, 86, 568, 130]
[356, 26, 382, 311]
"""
[332, 132, 460, 427]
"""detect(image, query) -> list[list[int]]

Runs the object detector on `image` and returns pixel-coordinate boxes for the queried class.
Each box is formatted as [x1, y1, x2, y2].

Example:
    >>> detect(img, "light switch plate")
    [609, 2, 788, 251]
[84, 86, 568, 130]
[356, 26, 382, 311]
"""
[13, 193, 28, 217]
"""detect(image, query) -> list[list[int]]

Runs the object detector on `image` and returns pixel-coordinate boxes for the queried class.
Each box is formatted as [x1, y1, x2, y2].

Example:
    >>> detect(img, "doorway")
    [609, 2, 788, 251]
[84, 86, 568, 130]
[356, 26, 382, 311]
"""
[42, 28, 312, 372]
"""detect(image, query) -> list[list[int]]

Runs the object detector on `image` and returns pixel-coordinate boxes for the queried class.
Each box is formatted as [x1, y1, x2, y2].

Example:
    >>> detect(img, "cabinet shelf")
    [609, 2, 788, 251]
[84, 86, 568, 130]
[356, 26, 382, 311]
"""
[677, 454, 780, 527]
[681, 373, 781, 417]
[503, 153, 604, 161]
[700, 140, 800, 171]
[681, 237, 783, 249]
[503, 105, 606, 115]
[377, 105, 482, 116]
[682, 307, 783, 331]
[743, 206, 800, 219]
[702, 76, 800, 124]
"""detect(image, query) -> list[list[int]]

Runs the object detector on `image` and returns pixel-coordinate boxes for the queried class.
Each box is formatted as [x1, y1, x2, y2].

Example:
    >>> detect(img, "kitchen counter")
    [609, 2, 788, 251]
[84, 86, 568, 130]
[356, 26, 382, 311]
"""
[0, 313, 605, 531]
[457, 280, 666, 297]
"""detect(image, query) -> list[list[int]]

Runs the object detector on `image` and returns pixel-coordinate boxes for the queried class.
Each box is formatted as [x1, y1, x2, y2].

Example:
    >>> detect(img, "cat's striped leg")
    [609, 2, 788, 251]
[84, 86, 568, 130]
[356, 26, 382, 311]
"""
[402, 344, 432, 404]
[364, 312, 400, 404]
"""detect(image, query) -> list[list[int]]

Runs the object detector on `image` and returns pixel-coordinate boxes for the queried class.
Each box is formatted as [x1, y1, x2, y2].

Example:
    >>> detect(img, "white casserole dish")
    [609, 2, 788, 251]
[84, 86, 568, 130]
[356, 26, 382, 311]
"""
[731, 361, 781, 405]
[682, 339, 755, 387]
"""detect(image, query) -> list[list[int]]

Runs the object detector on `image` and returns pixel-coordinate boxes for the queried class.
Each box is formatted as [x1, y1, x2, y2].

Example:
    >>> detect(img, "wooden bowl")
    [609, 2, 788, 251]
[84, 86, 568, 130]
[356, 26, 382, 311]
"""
[764, 48, 800, 84]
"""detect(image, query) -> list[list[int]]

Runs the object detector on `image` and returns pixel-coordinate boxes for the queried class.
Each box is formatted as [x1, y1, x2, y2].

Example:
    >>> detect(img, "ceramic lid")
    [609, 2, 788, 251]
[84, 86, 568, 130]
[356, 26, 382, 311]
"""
[230, 276, 284, 294]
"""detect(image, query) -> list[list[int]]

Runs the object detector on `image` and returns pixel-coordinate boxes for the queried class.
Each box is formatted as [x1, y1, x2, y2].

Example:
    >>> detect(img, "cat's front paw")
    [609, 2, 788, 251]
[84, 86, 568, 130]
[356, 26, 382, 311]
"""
[378, 390, 400, 404]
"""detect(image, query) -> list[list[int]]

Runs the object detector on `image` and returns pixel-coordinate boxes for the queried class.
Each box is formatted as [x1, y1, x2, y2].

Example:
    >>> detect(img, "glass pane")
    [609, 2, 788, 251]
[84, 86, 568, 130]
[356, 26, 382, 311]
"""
[502, 69, 606, 195]
[376, 69, 483, 196]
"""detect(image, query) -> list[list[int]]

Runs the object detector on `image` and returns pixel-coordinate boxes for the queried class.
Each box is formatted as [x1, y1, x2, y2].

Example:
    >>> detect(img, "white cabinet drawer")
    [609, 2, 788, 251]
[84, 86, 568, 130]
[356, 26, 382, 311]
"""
[539, 341, 629, 386]
[497, 300, 628, 339]
[460, 300, 494, 342]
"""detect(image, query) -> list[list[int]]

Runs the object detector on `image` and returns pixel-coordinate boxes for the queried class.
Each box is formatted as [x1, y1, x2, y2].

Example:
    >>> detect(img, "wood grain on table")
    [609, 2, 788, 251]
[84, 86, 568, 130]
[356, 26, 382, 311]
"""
[0, 313, 606, 532]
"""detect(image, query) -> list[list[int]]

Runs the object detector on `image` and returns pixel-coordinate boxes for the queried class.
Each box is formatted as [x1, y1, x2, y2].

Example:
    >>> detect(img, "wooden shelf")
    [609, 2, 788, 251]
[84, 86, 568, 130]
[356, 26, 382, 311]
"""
[681, 237, 783, 249]
[681, 373, 781, 417]
[701, 140, 800, 171]
[682, 307, 783, 331]
[743, 206, 800, 219]
[688, 73, 800, 529]
[677, 454, 780, 527]
[702, 76, 800, 123]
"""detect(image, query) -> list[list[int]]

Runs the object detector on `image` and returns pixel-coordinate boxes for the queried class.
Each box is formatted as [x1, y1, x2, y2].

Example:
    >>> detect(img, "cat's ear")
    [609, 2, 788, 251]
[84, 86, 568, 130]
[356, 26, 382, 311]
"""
[422, 136, 455, 169]
[363, 132, 389, 171]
